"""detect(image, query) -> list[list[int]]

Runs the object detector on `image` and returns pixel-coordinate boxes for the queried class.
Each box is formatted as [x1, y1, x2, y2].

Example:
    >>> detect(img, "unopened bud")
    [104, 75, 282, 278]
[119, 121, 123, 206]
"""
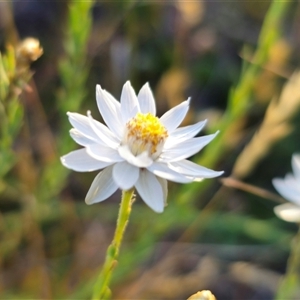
[187, 290, 216, 300]
[16, 37, 43, 66]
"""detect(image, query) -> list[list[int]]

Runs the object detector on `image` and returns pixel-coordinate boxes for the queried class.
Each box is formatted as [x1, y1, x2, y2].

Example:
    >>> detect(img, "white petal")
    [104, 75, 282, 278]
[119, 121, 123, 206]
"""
[170, 160, 224, 179]
[67, 112, 103, 143]
[113, 161, 139, 190]
[157, 176, 168, 206]
[161, 131, 219, 162]
[147, 162, 193, 183]
[284, 173, 300, 187]
[96, 85, 123, 138]
[85, 166, 118, 204]
[272, 177, 300, 205]
[159, 98, 191, 133]
[118, 145, 153, 168]
[87, 111, 119, 149]
[91, 114, 120, 143]
[164, 120, 207, 149]
[274, 203, 300, 223]
[60, 149, 111, 172]
[292, 154, 300, 179]
[137, 82, 156, 115]
[135, 170, 164, 213]
[69, 128, 98, 146]
[86, 144, 123, 163]
[120, 81, 139, 123]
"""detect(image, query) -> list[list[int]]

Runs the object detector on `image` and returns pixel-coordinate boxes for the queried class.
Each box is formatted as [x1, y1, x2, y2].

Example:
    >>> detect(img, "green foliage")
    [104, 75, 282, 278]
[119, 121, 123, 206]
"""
[37, 0, 95, 201]
[0, 47, 25, 179]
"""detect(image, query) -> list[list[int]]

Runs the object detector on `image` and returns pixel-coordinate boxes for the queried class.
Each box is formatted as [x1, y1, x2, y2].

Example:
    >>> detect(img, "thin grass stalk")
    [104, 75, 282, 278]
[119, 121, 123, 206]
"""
[176, 0, 290, 205]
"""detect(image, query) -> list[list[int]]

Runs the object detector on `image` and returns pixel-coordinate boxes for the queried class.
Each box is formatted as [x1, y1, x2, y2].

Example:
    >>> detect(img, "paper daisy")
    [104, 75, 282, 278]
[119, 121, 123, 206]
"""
[61, 81, 223, 212]
[273, 154, 300, 222]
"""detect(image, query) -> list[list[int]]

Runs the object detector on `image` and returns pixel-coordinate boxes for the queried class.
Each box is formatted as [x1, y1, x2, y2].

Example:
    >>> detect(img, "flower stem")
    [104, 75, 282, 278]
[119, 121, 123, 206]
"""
[92, 188, 135, 300]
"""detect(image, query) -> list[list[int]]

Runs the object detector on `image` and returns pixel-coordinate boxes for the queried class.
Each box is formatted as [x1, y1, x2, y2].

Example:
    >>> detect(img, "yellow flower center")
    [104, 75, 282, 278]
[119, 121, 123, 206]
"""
[124, 112, 168, 158]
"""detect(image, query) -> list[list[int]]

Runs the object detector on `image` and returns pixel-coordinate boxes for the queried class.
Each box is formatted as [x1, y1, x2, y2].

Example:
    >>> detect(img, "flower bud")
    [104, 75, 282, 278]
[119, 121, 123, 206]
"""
[187, 290, 216, 300]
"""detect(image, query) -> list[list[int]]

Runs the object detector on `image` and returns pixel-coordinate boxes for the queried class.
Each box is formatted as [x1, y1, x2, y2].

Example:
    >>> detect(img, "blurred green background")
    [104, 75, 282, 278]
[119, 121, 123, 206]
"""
[0, 1, 300, 299]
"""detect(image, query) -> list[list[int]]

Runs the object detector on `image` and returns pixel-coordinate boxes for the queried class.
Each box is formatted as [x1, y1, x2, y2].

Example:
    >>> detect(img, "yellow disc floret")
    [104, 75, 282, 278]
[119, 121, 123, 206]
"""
[124, 112, 168, 158]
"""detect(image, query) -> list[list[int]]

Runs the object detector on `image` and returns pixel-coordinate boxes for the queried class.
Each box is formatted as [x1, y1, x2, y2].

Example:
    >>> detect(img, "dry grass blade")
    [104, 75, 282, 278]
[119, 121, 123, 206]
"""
[233, 71, 300, 178]
[220, 177, 285, 204]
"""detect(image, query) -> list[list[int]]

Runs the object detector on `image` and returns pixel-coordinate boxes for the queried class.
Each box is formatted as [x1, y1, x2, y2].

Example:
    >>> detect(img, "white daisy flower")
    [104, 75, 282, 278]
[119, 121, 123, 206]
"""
[61, 81, 223, 213]
[273, 154, 300, 222]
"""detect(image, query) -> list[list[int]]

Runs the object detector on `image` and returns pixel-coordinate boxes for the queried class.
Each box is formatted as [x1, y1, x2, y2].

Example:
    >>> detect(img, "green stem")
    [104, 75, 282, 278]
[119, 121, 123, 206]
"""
[92, 189, 135, 300]
[275, 226, 300, 299]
